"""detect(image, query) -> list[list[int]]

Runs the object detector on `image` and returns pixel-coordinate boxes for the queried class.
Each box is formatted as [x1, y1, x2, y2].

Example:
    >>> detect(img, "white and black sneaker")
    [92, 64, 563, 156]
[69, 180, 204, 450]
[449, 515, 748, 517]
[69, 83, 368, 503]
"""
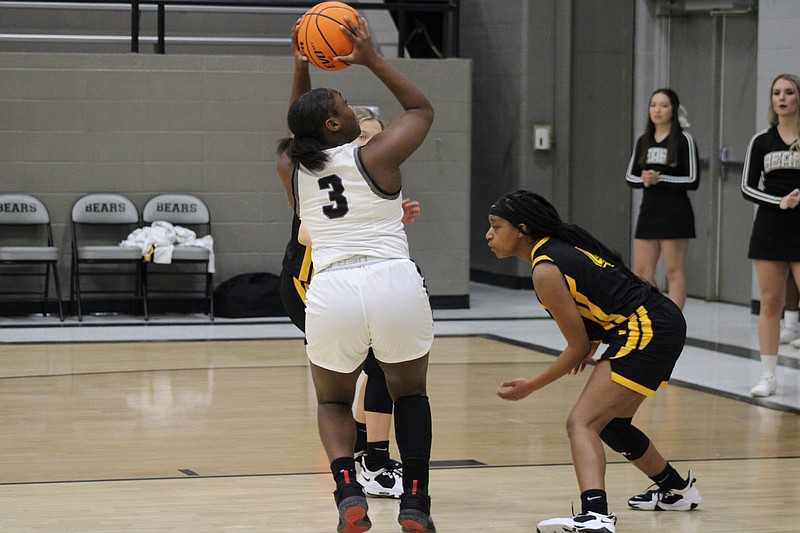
[537, 511, 616, 533]
[354, 450, 365, 476]
[628, 471, 702, 511]
[356, 457, 403, 499]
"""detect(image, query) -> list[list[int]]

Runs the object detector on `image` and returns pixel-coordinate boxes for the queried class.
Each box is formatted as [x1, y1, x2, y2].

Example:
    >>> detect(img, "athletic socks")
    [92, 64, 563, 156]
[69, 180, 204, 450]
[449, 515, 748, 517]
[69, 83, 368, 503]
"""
[650, 463, 686, 492]
[785, 310, 799, 329]
[580, 488, 608, 515]
[331, 456, 360, 497]
[394, 394, 432, 496]
[759, 354, 778, 376]
[364, 440, 391, 471]
[354, 421, 368, 456]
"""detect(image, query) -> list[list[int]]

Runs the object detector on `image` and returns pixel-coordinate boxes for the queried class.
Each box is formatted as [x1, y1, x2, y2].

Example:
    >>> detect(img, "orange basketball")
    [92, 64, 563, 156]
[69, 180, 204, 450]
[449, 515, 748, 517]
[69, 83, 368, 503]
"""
[297, 1, 359, 71]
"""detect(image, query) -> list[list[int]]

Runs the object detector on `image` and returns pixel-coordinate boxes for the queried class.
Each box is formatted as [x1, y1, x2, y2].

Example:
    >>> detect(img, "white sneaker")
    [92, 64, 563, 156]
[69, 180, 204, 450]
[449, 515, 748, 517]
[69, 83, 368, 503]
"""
[780, 327, 799, 344]
[536, 511, 616, 533]
[750, 374, 777, 397]
[353, 450, 365, 476]
[356, 458, 403, 499]
[790, 337, 800, 349]
[628, 471, 702, 511]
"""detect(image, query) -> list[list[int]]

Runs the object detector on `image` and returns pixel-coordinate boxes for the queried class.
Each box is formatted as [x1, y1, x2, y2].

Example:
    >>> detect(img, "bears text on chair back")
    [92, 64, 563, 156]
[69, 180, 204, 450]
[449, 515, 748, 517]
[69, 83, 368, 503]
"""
[70, 193, 145, 321]
[0, 194, 64, 321]
[141, 194, 214, 320]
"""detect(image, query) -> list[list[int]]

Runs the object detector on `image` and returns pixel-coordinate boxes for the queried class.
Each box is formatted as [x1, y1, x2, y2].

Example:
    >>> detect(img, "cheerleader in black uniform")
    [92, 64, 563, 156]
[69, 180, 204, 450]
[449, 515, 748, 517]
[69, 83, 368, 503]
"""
[741, 73, 800, 398]
[486, 191, 701, 533]
[626, 88, 699, 310]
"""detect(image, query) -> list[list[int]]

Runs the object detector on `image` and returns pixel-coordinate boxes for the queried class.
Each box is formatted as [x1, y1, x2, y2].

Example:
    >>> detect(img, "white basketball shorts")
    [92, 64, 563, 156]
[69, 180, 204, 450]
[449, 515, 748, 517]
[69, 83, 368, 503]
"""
[305, 258, 434, 373]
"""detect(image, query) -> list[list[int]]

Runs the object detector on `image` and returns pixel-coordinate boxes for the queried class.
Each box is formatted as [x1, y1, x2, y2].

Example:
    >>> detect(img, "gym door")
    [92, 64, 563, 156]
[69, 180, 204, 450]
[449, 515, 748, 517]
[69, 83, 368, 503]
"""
[665, 10, 758, 304]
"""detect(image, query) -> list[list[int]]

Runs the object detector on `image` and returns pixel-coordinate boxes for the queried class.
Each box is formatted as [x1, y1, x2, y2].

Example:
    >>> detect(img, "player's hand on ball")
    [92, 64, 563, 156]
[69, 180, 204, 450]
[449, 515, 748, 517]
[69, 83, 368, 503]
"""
[497, 378, 534, 401]
[291, 19, 308, 66]
[335, 14, 376, 66]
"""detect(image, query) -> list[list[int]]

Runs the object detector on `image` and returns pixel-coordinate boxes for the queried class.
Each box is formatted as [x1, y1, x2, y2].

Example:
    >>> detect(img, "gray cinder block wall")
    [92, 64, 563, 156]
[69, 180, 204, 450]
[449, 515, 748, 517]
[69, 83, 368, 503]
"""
[462, 0, 634, 287]
[0, 53, 471, 309]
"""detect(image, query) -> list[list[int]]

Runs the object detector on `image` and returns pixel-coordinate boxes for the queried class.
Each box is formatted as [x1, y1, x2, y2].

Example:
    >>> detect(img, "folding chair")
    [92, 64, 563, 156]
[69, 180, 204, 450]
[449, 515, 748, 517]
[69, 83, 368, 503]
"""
[141, 194, 214, 320]
[0, 194, 64, 321]
[70, 193, 146, 321]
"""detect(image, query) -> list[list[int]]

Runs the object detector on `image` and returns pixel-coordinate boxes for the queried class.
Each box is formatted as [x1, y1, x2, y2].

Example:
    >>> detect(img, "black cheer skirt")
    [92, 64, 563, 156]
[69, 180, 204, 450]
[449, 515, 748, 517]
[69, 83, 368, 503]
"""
[748, 206, 800, 261]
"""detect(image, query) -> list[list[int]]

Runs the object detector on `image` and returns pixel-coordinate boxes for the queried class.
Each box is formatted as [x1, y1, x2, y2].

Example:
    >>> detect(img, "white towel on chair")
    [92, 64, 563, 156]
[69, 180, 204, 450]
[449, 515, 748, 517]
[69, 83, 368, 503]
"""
[120, 221, 215, 273]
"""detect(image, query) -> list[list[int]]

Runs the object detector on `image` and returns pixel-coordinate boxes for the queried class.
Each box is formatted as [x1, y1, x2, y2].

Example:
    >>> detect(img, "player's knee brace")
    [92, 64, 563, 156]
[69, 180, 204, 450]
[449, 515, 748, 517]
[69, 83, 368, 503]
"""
[599, 417, 650, 461]
[364, 374, 393, 414]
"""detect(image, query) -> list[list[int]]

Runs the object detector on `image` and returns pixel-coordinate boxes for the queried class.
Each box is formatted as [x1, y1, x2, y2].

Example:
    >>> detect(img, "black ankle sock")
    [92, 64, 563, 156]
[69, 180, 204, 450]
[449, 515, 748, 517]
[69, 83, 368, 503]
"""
[331, 456, 358, 492]
[354, 421, 367, 455]
[364, 441, 391, 471]
[650, 464, 685, 491]
[580, 489, 608, 515]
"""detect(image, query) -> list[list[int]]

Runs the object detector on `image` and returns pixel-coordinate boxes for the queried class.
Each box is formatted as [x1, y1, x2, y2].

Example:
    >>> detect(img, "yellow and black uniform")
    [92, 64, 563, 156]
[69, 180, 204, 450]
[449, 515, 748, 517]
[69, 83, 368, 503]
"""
[278, 214, 313, 332]
[531, 236, 686, 397]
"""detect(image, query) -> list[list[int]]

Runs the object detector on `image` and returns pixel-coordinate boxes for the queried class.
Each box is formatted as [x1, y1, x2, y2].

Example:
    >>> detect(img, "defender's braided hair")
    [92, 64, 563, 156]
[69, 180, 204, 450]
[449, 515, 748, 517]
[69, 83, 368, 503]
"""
[492, 190, 641, 281]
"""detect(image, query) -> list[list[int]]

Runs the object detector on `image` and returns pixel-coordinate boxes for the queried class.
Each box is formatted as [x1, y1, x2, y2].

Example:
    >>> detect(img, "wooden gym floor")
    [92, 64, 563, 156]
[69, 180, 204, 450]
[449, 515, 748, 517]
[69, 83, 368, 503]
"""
[0, 335, 798, 532]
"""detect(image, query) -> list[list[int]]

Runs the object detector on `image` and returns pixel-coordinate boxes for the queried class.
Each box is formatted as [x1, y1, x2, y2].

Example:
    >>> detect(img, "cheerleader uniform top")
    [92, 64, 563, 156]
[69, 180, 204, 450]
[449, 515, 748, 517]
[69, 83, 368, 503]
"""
[626, 131, 700, 240]
[741, 126, 800, 260]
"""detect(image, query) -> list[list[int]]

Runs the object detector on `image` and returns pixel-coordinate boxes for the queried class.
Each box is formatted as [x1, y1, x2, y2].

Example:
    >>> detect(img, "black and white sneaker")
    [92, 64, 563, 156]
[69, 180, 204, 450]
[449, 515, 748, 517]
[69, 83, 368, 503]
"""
[356, 457, 403, 499]
[537, 511, 616, 533]
[628, 470, 702, 511]
[398, 493, 436, 533]
[353, 450, 365, 476]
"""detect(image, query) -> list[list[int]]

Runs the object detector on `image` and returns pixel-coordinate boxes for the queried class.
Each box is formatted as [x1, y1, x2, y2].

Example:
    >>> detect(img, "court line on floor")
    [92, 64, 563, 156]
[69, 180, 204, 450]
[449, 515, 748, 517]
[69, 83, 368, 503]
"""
[3, 455, 797, 487]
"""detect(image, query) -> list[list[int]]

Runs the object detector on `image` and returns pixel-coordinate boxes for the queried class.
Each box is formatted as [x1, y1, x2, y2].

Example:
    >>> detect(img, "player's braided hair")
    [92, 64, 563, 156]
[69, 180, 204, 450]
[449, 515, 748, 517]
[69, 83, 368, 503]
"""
[493, 190, 641, 282]
[277, 88, 338, 171]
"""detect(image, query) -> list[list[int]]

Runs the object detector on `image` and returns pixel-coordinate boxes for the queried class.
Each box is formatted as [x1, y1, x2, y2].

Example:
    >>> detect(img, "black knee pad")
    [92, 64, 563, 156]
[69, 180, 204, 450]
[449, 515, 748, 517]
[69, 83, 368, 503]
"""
[599, 417, 650, 461]
[363, 361, 393, 414]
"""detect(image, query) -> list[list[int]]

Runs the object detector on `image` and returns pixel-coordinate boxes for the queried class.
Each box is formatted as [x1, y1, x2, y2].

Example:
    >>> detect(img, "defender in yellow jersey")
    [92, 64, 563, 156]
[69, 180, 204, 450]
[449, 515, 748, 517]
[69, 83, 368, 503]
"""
[531, 236, 682, 397]
[486, 191, 701, 533]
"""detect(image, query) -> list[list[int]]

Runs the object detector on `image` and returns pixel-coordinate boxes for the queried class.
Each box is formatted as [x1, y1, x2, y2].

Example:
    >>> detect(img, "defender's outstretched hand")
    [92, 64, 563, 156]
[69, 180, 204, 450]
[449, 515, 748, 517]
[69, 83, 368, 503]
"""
[401, 199, 421, 225]
[497, 378, 535, 401]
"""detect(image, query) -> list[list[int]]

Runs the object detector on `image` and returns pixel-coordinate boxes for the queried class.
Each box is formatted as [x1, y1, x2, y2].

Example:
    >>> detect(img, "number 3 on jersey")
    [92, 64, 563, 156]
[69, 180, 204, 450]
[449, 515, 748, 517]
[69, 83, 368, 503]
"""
[318, 175, 349, 219]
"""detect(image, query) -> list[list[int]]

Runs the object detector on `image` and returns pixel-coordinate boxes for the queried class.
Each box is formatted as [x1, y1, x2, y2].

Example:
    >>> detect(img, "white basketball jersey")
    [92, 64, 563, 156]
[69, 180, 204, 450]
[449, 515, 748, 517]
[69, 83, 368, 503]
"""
[294, 144, 409, 271]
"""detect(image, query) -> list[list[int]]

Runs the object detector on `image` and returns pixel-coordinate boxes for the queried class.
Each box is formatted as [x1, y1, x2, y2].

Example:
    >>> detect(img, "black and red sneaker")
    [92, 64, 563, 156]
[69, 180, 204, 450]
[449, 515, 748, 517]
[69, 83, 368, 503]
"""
[333, 483, 371, 533]
[398, 493, 435, 533]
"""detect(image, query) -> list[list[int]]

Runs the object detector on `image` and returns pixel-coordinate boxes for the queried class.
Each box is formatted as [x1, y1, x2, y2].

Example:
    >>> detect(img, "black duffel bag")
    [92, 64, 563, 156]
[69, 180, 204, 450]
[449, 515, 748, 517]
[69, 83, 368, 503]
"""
[213, 272, 288, 318]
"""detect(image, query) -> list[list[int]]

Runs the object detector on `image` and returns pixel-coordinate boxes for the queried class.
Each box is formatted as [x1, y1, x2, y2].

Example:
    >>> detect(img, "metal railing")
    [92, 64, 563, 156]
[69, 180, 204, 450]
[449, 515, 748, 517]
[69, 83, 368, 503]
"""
[0, 0, 459, 56]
